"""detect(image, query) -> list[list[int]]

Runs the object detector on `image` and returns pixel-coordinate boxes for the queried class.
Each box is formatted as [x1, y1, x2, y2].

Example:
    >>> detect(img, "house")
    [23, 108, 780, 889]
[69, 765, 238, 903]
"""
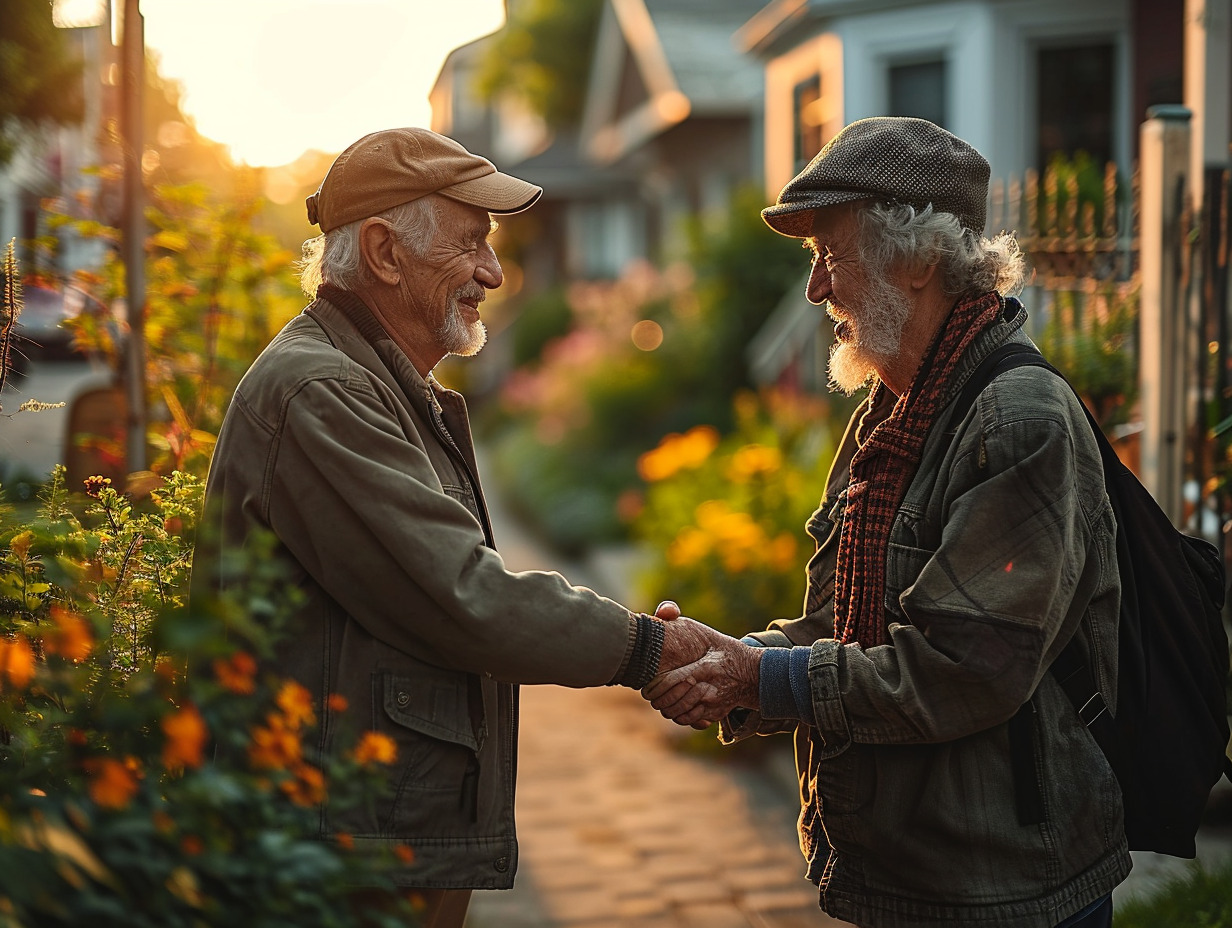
[739, 0, 1205, 390]
[430, 0, 765, 288]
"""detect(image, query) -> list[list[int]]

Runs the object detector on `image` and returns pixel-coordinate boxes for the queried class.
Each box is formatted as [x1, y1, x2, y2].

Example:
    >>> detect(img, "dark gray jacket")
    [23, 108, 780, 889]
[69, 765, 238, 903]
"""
[726, 299, 1130, 926]
[199, 287, 636, 889]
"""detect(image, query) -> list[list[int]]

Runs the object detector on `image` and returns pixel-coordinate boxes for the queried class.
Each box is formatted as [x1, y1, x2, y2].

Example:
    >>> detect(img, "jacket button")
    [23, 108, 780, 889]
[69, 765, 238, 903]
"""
[494, 857, 509, 872]
[396, 692, 410, 707]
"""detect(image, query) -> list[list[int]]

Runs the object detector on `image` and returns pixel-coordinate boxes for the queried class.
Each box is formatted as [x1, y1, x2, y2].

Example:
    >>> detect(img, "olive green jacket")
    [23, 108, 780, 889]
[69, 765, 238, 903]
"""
[727, 298, 1130, 926]
[198, 286, 635, 889]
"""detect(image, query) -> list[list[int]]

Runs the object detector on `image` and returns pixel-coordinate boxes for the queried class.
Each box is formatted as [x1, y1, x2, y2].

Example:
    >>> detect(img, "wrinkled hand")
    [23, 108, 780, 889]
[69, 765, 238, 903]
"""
[654, 600, 730, 676]
[642, 637, 761, 729]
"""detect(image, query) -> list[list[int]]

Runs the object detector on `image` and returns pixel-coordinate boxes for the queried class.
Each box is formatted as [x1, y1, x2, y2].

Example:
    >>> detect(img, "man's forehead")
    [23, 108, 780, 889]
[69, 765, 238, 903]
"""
[808, 203, 862, 240]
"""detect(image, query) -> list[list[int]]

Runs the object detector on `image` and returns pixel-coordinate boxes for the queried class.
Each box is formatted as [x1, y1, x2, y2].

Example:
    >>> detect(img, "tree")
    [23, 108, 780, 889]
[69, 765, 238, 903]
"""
[0, 0, 85, 166]
[475, 0, 603, 129]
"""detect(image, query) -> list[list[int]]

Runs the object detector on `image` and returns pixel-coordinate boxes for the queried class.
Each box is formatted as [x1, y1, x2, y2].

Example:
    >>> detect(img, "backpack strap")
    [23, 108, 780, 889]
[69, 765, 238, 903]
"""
[949, 341, 1114, 825]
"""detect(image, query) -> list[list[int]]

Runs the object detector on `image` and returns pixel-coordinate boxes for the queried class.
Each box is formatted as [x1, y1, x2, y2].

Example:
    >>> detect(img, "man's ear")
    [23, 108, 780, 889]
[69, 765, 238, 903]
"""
[907, 260, 940, 292]
[359, 218, 400, 286]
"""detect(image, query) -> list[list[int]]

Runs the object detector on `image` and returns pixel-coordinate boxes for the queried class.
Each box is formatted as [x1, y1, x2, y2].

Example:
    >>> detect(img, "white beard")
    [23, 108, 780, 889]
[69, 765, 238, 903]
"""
[438, 293, 488, 357]
[826, 276, 911, 395]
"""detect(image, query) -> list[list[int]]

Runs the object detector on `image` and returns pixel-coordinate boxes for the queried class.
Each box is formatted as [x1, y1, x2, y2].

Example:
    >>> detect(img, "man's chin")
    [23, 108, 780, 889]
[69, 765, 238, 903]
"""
[448, 322, 488, 358]
[827, 343, 878, 395]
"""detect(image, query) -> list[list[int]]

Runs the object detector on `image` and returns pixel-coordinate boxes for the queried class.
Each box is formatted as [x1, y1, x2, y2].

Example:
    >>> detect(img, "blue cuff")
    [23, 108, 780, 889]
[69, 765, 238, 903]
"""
[757, 646, 816, 725]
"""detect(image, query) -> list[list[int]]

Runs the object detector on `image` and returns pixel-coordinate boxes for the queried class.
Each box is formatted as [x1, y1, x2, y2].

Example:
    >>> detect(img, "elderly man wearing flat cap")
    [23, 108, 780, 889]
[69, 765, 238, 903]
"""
[197, 127, 734, 927]
[645, 117, 1127, 928]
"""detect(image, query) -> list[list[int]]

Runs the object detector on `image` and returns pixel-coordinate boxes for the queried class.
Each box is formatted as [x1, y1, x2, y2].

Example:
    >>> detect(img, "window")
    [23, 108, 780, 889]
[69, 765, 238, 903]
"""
[1036, 43, 1114, 169]
[888, 59, 947, 128]
[793, 74, 824, 170]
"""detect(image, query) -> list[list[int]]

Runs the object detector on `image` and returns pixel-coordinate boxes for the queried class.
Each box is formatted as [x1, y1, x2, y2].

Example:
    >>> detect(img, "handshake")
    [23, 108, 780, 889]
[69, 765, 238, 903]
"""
[641, 601, 763, 730]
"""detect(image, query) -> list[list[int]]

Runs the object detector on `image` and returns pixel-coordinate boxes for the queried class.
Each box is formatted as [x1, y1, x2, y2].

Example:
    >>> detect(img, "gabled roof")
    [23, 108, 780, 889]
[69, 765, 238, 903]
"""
[580, 0, 765, 164]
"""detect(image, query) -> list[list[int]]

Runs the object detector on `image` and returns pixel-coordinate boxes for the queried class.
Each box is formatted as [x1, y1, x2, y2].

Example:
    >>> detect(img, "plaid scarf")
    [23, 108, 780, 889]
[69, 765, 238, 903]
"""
[833, 291, 1004, 647]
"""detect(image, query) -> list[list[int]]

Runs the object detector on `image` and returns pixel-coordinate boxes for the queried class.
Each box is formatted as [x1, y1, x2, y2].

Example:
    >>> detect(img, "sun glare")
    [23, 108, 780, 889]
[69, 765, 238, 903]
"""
[69, 0, 506, 167]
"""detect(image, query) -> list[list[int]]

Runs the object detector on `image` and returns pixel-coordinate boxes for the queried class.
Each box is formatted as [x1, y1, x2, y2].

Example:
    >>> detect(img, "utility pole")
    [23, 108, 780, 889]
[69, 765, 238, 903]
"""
[119, 0, 146, 473]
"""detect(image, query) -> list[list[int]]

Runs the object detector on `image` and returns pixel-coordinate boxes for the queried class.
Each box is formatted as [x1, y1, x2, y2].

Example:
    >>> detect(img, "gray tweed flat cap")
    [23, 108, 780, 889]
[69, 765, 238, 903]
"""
[762, 116, 990, 238]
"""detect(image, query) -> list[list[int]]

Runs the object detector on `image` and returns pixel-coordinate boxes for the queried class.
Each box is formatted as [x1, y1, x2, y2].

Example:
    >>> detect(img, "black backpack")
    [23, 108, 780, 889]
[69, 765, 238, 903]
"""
[956, 341, 1232, 858]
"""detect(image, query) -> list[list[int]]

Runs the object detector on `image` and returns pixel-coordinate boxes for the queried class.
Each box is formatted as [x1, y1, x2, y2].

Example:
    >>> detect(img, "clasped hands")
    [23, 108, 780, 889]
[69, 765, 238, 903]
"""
[642, 601, 761, 730]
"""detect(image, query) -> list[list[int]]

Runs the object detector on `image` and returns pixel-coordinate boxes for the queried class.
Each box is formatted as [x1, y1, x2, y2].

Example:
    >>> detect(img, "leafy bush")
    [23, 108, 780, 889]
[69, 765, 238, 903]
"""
[1113, 858, 1232, 927]
[0, 470, 418, 926]
[633, 390, 837, 639]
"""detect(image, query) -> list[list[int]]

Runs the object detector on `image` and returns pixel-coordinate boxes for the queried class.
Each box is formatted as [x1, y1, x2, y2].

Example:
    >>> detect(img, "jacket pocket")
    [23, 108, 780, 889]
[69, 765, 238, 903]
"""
[379, 666, 484, 835]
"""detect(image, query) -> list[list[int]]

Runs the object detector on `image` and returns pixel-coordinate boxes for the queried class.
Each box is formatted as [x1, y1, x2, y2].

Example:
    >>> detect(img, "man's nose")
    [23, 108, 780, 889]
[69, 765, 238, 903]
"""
[806, 259, 831, 305]
[476, 245, 503, 290]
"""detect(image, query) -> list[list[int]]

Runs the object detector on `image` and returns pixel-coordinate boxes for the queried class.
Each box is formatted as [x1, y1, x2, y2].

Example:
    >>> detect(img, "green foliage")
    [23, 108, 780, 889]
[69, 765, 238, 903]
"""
[0, 471, 417, 927]
[1113, 859, 1232, 927]
[1033, 283, 1138, 427]
[48, 180, 303, 475]
[475, 0, 604, 128]
[510, 286, 574, 367]
[633, 391, 835, 639]
[0, 0, 85, 166]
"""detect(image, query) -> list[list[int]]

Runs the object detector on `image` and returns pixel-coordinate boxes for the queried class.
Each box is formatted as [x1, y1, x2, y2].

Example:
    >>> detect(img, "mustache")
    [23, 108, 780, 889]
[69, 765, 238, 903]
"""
[454, 285, 485, 304]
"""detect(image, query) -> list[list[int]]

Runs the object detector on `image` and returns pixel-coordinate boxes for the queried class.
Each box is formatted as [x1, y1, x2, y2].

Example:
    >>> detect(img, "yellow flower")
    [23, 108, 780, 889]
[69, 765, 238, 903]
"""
[8, 530, 33, 561]
[249, 715, 303, 771]
[326, 693, 349, 713]
[85, 756, 142, 809]
[82, 475, 112, 499]
[667, 528, 710, 568]
[768, 532, 799, 572]
[161, 704, 208, 771]
[213, 652, 257, 695]
[0, 635, 37, 690]
[44, 606, 93, 662]
[352, 731, 398, 767]
[275, 681, 316, 730]
[727, 444, 783, 482]
[280, 763, 326, 807]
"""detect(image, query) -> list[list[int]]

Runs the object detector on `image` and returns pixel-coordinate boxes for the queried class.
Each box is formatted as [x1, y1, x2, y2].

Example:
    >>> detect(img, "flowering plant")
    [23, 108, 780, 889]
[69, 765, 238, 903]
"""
[0, 471, 418, 926]
[633, 391, 837, 639]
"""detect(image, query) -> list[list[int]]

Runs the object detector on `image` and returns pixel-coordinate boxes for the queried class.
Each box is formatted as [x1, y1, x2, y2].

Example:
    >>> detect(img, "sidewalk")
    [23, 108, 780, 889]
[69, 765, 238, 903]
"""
[466, 448, 846, 928]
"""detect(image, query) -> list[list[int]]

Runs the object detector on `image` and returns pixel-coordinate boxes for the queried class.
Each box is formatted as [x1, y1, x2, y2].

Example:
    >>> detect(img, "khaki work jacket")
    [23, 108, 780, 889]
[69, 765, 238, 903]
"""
[199, 286, 634, 889]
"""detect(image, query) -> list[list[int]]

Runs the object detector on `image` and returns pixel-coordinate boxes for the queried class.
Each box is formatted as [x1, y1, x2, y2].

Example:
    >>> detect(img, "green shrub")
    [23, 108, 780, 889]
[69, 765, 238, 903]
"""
[1113, 858, 1232, 927]
[632, 390, 838, 638]
[0, 469, 418, 926]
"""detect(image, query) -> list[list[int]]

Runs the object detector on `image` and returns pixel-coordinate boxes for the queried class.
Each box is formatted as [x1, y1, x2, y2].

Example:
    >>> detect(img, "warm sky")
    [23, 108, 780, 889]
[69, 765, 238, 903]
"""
[54, 0, 507, 167]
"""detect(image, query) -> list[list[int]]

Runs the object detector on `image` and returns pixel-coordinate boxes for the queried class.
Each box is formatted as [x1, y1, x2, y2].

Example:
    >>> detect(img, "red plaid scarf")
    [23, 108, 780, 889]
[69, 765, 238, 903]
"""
[833, 291, 1004, 647]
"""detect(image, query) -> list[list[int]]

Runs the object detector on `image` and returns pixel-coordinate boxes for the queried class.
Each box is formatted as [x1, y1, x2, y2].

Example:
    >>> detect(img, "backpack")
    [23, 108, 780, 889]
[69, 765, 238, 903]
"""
[955, 341, 1232, 858]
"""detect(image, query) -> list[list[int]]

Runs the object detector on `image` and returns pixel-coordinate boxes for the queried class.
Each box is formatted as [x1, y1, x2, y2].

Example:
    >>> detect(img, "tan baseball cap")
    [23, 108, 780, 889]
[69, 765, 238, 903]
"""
[305, 127, 543, 232]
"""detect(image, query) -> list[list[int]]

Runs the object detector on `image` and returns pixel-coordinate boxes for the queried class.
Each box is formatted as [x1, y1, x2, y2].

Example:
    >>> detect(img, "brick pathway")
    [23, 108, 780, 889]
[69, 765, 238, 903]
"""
[466, 450, 847, 927]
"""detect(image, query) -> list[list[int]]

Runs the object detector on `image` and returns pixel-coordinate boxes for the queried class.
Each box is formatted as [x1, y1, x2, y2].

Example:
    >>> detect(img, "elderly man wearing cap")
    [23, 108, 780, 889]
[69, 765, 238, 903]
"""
[644, 117, 1127, 927]
[197, 128, 734, 926]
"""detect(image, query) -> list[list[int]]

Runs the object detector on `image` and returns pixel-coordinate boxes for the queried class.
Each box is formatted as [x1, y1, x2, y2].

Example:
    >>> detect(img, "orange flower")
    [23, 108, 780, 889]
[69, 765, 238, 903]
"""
[82, 475, 112, 498]
[352, 731, 398, 767]
[335, 832, 355, 851]
[0, 635, 37, 690]
[393, 844, 415, 865]
[85, 756, 142, 809]
[213, 652, 257, 695]
[162, 704, 208, 771]
[44, 606, 93, 662]
[275, 681, 316, 730]
[326, 693, 349, 713]
[180, 835, 204, 855]
[249, 715, 303, 770]
[280, 763, 326, 807]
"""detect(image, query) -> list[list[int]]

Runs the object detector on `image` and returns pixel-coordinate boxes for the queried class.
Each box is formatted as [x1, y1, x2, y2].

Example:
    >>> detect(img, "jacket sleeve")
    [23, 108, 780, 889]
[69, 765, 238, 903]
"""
[258, 374, 634, 687]
[804, 395, 1117, 757]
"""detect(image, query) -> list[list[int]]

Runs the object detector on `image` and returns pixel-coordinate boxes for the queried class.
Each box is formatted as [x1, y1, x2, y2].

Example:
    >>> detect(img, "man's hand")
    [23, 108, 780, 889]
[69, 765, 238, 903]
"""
[654, 600, 729, 675]
[642, 639, 762, 729]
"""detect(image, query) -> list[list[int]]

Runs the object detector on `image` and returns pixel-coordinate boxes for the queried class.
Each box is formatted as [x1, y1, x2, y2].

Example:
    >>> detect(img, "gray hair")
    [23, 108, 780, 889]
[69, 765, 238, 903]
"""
[856, 202, 1027, 298]
[298, 196, 439, 297]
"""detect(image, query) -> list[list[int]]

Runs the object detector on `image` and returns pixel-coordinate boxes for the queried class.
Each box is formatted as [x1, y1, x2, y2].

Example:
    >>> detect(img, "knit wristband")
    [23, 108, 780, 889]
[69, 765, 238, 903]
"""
[614, 613, 665, 690]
